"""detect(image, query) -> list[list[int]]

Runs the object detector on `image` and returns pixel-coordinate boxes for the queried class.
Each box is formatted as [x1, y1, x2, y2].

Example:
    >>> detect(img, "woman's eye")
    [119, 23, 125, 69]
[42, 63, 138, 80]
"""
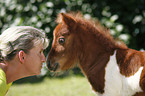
[59, 38, 65, 44]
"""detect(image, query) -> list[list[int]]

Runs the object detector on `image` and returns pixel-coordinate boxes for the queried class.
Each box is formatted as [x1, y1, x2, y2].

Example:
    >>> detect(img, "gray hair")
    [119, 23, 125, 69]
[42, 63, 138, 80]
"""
[0, 26, 49, 61]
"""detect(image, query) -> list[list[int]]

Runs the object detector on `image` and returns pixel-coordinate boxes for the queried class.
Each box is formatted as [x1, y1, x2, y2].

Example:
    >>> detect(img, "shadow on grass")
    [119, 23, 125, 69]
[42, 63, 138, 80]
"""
[13, 76, 46, 84]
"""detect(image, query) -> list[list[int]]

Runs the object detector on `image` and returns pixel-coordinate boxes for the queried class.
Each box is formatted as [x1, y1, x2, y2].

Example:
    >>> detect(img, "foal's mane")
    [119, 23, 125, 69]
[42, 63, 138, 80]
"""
[56, 12, 127, 50]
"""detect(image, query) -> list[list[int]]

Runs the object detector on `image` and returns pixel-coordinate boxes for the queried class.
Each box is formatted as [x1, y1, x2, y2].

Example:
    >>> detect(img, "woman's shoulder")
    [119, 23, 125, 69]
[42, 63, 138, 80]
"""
[0, 68, 7, 96]
[0, 67, 6, 80]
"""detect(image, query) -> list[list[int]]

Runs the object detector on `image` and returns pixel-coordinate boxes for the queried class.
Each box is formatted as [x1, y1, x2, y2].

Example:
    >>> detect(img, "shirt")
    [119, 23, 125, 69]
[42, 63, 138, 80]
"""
[0, 68, 12, 96]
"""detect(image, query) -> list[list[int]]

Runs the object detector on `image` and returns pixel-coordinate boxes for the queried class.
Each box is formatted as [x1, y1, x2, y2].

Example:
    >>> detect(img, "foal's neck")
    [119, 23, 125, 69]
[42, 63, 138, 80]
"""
[77, 27, 116, 75]
[79, 47, 113, 75]
[78, 35, 115, 93]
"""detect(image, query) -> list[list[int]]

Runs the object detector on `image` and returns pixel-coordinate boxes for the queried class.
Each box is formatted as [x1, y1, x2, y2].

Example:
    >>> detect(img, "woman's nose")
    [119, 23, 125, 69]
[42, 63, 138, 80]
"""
[41, 53, 46, 63]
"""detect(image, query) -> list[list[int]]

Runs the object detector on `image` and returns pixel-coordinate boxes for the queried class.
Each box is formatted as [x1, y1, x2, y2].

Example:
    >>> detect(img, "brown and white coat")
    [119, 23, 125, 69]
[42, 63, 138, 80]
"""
[47, 12, 145, 96]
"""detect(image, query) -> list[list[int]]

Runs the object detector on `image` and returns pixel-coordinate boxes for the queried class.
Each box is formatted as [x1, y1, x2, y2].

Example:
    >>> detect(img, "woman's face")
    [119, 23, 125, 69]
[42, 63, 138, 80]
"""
[24, 43, 46, 75]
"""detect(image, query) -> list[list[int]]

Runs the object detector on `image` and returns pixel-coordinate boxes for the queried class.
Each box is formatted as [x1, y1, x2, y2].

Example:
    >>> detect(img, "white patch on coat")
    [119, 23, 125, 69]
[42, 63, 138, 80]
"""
[99, 50, 143, 96]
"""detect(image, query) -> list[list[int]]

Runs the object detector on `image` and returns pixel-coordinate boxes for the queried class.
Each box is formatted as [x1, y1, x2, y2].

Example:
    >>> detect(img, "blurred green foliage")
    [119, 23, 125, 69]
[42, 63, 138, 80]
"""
[0, 0, 145, 49]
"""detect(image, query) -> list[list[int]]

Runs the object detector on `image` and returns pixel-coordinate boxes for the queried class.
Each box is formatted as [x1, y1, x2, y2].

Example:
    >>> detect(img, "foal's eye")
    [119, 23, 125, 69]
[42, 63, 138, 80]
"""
[59, 38, 65, 44]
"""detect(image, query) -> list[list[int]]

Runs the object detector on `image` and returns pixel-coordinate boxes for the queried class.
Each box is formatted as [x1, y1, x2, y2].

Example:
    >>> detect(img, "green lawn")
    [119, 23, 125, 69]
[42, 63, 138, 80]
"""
[6, 76, 96, 96]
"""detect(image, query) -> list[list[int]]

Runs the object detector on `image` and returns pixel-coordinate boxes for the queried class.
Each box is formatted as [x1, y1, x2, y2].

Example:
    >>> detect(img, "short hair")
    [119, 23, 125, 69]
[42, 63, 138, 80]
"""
[0, 26, 49, 61]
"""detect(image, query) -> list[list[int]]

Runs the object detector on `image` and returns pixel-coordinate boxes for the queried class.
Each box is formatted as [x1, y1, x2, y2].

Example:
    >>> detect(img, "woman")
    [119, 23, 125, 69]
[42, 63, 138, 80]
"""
[0, 26, 49, 95]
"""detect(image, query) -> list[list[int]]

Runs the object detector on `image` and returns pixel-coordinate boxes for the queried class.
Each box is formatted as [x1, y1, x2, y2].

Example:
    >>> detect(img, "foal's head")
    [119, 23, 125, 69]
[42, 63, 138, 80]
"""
[47, 13, 82, 71]
[46, 12, 127, 72]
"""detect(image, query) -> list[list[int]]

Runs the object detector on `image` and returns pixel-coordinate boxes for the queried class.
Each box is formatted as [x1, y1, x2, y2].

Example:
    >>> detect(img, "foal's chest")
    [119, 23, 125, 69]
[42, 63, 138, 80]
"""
[100, 51, 143, 96]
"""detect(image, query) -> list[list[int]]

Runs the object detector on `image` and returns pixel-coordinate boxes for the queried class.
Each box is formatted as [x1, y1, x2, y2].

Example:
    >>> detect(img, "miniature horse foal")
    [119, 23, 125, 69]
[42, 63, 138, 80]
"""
[47, 12, 145, 96]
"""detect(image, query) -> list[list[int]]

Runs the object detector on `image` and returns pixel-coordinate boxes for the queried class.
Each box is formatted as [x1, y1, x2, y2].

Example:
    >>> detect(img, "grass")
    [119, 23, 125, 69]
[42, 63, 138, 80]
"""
[6, 76, 96, 96]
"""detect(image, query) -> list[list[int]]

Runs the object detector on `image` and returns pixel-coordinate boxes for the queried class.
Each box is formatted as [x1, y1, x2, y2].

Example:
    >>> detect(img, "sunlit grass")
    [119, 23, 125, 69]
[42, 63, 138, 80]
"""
[6, 76, 96, 96]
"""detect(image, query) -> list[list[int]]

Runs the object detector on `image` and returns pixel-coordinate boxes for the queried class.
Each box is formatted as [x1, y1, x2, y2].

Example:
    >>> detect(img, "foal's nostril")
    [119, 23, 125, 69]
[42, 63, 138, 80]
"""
[47, 60, 53, 70]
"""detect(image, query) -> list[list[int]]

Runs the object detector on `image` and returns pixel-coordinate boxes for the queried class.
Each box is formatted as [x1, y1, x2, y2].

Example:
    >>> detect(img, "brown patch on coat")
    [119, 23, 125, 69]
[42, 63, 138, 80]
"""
[116, 49, 144, 77]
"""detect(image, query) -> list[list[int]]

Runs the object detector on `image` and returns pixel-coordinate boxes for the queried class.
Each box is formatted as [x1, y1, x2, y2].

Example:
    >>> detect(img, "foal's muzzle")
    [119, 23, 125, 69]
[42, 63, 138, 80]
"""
[47, 60, 59, 71]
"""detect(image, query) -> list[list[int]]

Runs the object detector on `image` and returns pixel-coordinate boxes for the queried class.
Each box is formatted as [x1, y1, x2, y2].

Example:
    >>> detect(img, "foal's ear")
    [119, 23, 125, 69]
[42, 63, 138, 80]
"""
[60, 13, 76, 29]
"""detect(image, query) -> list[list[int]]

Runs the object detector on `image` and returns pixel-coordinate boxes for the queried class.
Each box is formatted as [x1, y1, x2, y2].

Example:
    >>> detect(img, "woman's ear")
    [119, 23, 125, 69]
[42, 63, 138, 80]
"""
[18, 50, 25, 63]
